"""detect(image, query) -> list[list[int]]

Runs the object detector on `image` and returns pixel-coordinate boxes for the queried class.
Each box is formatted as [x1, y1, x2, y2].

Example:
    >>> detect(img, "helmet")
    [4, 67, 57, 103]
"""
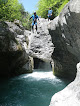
[49, 7, 51, 10]
[34, 11, 36, 14]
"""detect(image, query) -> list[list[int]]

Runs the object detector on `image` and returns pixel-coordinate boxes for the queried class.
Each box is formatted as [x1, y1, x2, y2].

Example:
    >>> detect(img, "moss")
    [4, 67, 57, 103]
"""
[29, 56, 34, 70]
[15, 39, 22, 51]
[53, 63, 75, 80]
[17, 44, 22, 51]
[25, 36, 29, 47]
[52, 60, 65, 78]
[15, 39, 19, 45]
[52, 64, 63, 77]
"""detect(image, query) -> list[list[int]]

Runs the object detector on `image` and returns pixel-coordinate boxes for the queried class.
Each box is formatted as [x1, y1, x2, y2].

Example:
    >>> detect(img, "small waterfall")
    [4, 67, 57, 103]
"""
[33, 58, 52, 71]
[0, 61, 70, 106]
[20, 57, 54, 81]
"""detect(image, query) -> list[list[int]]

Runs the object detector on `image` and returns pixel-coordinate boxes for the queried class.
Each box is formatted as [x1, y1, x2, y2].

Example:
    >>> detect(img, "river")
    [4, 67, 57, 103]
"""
[0, 68, 71, 106]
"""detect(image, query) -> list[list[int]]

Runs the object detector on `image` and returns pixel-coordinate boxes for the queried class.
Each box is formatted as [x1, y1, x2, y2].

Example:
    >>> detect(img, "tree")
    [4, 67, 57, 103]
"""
[21, 11, 32, 30]
[37, 0, 70, 19]
[0, 0, 32, 30]
[0, 0, 22, 21]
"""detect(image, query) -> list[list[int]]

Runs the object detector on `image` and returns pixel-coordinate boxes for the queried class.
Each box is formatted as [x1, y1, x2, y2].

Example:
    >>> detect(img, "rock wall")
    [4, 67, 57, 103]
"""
[50, 62, 80, 106]
[0, 21, 33, 77]
[48, 0, 80, 79]
[0, 18, 54, 77]
[49, 0, 80, 105]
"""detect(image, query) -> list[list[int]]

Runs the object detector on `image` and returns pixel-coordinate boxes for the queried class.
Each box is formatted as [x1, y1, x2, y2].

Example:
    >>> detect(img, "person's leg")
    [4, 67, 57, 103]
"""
[36, 25, 37, 31]
[48, 15, 51, 21]
[48, 16, 49, 21]
[50, 15, 51, 20]
[32, 22, 34, 33]
[35, 23, 37, 31]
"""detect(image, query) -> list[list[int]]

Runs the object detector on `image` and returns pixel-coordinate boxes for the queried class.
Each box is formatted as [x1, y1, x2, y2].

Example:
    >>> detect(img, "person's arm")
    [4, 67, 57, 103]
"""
[28, 15, 33, 21]
[37, 15, 39, 21]
[29, 15, 33, 20]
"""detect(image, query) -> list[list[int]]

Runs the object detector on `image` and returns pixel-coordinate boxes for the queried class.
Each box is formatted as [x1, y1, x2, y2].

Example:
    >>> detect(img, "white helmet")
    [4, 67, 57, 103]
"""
[34, 11, 36, 14]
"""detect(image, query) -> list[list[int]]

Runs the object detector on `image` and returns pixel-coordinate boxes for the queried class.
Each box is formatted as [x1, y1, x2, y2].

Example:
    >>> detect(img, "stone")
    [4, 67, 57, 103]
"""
[49, 62, 80, 106]
[48, 0, 80, 79]
[28, 18, 54, 62]
[49, 0, 80, 105]
[0, 21, 33, 77]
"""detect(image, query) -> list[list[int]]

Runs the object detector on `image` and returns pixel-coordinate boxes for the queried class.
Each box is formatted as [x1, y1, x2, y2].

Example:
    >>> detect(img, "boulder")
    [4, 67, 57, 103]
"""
[49, 62, 80, 106]
[48, 0, 80, 79]
[0, 21, 33, 77]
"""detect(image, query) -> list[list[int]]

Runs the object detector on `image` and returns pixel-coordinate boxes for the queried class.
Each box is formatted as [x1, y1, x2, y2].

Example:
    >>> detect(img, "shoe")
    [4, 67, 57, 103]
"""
[32, 29, 34, 33]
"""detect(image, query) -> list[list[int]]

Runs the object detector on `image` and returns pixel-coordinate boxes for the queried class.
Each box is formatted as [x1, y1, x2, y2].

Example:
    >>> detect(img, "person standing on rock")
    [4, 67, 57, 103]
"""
[29, 11, 39, 33]
[48, 7, 53, 21]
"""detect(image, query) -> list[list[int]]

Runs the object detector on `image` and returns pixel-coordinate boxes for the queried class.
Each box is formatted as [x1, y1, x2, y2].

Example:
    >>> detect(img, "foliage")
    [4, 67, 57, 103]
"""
[0, 0, 32, 30]
[0, 0, 23, 21]
[37, 0, 70, 19]
[58, 0, 70, 14]
[21, 12, 32, 30]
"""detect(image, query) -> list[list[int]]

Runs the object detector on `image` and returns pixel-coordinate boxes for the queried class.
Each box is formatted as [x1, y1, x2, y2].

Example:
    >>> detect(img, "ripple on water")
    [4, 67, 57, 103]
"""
[0, 70, 70, 106]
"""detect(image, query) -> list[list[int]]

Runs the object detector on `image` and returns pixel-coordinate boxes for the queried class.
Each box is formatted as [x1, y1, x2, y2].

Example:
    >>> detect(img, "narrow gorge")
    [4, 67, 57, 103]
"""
[0, 0, 80, 105]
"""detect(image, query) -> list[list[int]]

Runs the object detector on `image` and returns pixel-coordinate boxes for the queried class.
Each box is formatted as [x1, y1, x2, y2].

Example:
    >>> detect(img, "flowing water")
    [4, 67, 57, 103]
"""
[0, 69, 70, 106]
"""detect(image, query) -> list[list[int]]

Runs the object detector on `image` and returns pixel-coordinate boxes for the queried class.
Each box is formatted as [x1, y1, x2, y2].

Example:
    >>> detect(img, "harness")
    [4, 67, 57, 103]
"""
[33, 15, 37, 23]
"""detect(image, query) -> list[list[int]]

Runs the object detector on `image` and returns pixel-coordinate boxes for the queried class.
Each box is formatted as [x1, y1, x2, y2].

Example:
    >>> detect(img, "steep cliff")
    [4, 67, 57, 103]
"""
[48, 0, 80, 79]
[49, 0, 80, 105]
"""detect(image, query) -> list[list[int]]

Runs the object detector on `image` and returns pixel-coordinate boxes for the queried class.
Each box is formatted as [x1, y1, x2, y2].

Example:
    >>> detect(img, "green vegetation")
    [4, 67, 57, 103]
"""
[0, 0, 22, 21]
[21, 12, 32, 30]
[0, 0, 70, 30]
[37, 0, 70, 19]
[0, 0, 31, 30]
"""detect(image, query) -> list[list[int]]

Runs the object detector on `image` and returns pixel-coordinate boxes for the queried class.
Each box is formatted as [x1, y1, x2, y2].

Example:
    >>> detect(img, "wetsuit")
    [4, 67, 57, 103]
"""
[48, 9, 53, 21]
[29, 15, 39, 31]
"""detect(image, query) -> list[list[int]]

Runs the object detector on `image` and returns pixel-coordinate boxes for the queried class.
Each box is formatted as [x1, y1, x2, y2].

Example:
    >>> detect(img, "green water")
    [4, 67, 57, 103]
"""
[0, 69, 70, 106]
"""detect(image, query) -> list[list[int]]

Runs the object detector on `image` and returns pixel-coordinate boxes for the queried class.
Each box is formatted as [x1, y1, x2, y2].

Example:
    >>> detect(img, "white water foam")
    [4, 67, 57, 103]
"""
[21, 71, 62, 84]
[24, 71, 55, 80]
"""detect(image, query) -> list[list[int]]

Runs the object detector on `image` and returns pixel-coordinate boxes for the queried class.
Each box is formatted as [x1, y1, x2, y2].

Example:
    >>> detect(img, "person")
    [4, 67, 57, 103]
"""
[29, 11, 39, 33]
[48, 7, 53, 21]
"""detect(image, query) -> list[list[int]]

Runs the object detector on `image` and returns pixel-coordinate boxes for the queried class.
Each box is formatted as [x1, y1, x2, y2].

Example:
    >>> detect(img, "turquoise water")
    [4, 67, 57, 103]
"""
[0, 69, 70, 106]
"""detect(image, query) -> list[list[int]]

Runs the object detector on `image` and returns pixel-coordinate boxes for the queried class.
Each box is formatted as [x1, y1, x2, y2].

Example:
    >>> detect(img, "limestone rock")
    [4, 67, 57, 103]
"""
[49, 0, 80, 105]
[48, 0, 80, 79]
[28, 18, 54, 62]
[49, 62, 80, 106]
[0, 21, 33, 76]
